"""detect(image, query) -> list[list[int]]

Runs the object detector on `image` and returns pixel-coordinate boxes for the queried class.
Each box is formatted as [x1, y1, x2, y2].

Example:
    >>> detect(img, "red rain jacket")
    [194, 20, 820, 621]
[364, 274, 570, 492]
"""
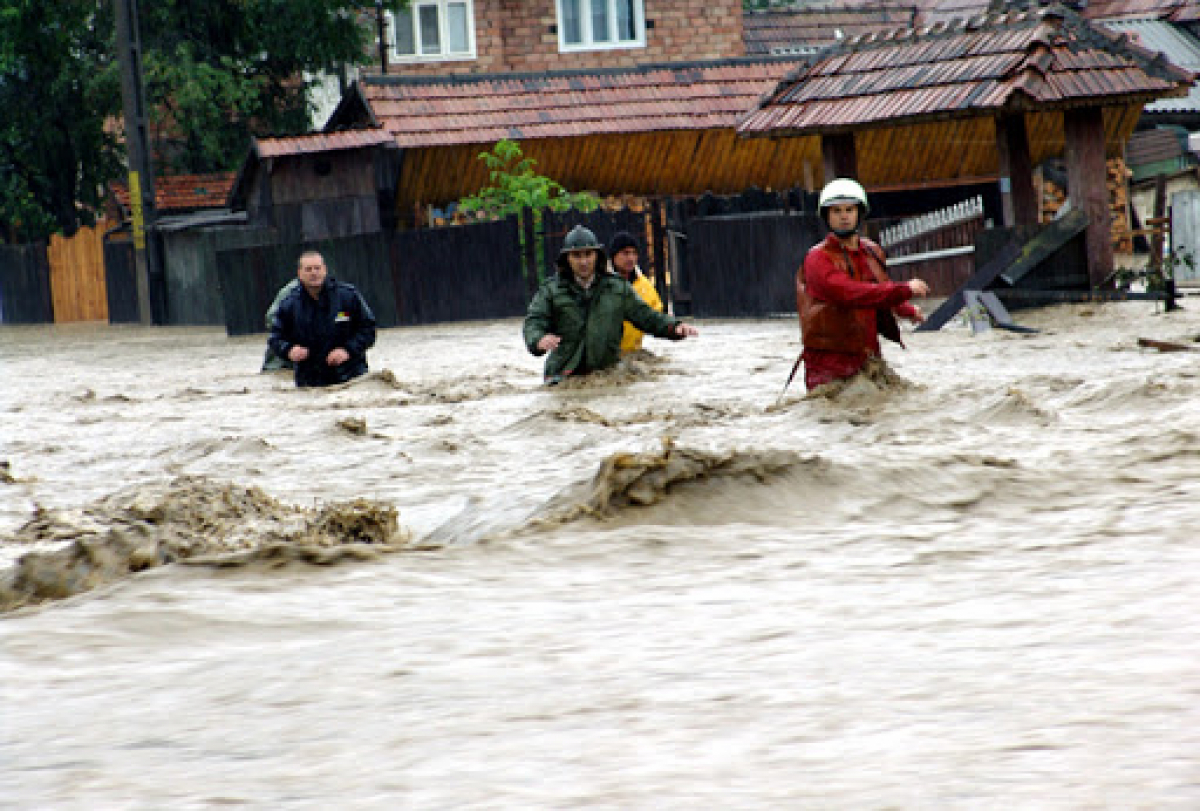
[797, 234, 920, 390]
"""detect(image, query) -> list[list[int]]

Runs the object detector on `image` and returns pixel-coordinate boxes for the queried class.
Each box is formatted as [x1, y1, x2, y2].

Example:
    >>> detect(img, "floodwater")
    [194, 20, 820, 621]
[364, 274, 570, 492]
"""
[3, 302, 1200, 808]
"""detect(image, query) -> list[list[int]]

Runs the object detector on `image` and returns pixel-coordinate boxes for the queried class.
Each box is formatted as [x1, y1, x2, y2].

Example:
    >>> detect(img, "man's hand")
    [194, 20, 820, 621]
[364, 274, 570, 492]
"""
[908, 305, 925, 324]
[288, 345, 310, 362]
[326, 348, 350, 366]
[537, 334, 562, 353]
[908, 279, 930, 297]
[673, 323, 699, 338]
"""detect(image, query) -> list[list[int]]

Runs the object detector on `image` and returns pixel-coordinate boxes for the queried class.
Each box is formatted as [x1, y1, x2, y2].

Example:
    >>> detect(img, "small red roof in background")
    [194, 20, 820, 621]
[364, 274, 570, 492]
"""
[253, 129, 396, 159]
[357, 59, 806, 148]
[111, 172, 236, 213]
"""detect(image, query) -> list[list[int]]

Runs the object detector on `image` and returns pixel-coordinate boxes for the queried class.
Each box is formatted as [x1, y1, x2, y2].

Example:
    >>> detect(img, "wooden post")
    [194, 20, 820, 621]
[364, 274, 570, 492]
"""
[1064, 106, 1114, 288]
[995, 113, 1038, 227]
[650, 200, 669, 308]
[1150, 173, 1167, 270]
[821, 133, 858, 184]
[115, 0, 160, 324]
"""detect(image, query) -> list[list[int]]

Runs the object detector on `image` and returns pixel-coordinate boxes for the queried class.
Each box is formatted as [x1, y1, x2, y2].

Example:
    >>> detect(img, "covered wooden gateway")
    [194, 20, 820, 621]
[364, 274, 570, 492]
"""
[738, 4, 1194, 289]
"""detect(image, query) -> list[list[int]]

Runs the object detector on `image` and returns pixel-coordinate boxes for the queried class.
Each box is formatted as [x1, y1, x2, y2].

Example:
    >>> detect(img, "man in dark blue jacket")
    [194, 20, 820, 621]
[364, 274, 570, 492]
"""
[268, 251, 376, 387]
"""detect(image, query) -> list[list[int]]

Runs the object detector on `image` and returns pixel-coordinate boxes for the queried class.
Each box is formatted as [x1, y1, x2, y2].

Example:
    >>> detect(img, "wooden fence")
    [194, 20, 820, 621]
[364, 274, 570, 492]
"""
[47, 219, 111, 322]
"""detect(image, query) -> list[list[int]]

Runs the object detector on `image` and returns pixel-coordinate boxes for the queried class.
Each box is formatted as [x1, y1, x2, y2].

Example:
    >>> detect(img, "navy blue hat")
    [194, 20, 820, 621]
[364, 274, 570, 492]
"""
[608, 231, 639, 256]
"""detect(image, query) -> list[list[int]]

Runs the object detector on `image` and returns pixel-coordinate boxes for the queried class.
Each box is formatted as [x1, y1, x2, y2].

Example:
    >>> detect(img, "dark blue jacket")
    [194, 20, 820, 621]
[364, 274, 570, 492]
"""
[269, 278, 376, 387]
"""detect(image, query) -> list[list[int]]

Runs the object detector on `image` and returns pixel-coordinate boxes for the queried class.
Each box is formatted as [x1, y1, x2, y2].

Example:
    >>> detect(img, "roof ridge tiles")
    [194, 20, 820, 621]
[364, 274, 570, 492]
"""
[360, 56, 803, 89]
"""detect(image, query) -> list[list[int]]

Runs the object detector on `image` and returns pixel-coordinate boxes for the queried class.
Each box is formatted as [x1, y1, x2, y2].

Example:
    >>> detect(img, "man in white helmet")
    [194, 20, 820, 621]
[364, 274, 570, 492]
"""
[796, 178, 929, 390]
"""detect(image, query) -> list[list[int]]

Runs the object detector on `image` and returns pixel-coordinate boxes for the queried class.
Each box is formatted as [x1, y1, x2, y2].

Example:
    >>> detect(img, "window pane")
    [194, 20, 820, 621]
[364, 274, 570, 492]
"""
[419, 5, 441, 55]
[590, 0, 610, 43]
[447, 2, 469, 53]
[394, 10, 415, 56]
[615, 0, 636, 41]
[561, 0, 581, 45]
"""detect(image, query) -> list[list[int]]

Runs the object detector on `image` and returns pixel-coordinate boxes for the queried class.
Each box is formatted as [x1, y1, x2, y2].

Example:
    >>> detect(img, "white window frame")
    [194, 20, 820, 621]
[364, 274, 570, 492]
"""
[386, 1, 476, 63]
[556, 0, 646, 53]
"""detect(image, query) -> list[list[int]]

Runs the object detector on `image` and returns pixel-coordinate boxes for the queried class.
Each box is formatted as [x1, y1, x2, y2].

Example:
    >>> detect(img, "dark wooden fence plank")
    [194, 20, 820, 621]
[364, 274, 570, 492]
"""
[103, 238, 139, 324]
[393, 216, 526, 325]
[684, 212, 823, 317]
[0, 243, 53, 324]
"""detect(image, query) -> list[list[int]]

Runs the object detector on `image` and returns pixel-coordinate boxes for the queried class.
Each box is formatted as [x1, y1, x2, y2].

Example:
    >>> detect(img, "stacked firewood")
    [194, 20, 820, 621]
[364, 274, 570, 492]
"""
[1039, 158, 1133, 253]
[1108, 157, 1133, 254]
[1041, 175, 1067, 221]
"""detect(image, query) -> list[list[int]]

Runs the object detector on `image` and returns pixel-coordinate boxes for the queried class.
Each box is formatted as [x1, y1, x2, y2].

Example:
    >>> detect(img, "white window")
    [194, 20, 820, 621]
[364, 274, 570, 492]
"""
[557, 0, 645, 51]
[387, 1, 475, 62]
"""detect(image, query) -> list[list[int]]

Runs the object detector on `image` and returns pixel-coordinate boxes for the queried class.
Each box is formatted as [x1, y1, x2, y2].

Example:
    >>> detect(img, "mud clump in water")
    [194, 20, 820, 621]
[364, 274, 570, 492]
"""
[807, 358, 912, 401]
[338, 416, 369, 435]
[549, 356, 670, 389]
[0, 476, 412, 612]
[533, 436, 804, 525]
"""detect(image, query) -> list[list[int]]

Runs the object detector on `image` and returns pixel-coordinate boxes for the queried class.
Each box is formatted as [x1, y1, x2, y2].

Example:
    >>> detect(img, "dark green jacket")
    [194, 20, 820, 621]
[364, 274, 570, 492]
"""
[523, 270, 681, 380]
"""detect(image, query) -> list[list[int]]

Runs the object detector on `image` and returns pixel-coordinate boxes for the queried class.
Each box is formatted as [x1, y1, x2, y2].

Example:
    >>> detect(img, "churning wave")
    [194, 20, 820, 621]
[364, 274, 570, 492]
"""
[0, 476, 415, 613]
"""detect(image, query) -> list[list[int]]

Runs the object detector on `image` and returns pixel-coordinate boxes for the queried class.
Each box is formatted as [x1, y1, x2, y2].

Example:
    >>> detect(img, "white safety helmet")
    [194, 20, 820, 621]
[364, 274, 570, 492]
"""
[818, 178, 870, 217]
[818, 178, 869, 236]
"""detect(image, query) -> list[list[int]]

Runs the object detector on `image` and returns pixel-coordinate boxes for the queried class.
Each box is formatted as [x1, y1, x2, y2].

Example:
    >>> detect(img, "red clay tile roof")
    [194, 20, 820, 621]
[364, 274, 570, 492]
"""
[739, 7, 1195, 137]
[744, 8, 918, 56]
[111, 172, 236, 213]
[1083, 0, 1199, 22]
[252, 129, 396, 159]
[352, 58, 806, 148]
[917, 0, 1200, 25]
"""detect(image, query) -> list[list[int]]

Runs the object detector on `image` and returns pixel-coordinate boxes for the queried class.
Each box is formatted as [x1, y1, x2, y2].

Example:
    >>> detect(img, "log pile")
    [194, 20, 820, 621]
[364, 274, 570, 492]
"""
[1040, 157, 1133, 253]
[1108, 157, 1133, 255]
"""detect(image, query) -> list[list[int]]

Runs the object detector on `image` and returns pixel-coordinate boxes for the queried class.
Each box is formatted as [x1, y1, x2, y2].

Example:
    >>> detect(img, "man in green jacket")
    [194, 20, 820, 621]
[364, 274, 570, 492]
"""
[523, 225, 698, 383]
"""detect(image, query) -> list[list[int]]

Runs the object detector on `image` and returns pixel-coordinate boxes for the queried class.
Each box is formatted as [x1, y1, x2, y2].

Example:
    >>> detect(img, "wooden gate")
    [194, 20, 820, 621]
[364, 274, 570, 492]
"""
[47, 219, 111, 322]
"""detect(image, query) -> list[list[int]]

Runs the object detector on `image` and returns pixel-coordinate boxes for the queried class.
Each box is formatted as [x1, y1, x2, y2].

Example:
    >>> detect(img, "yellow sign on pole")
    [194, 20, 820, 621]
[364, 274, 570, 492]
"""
[128, 170, 145, 250]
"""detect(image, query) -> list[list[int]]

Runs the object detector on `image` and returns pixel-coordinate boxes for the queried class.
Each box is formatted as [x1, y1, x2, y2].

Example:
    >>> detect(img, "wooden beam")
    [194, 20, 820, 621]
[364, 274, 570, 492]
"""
[1064, 106, 1114, 287]
[821, 133, 858, 183]
[915, 209, 1088, 331]
[995, 114, 1038, 227]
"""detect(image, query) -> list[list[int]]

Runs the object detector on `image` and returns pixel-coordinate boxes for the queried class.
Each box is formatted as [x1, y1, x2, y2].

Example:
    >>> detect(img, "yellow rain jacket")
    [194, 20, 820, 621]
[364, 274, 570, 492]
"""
[621, 270, 664, 353]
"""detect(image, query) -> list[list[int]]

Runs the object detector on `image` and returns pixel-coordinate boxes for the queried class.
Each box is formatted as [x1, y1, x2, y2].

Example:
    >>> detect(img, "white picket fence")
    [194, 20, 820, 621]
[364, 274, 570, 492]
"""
[880, 196, 985, 248]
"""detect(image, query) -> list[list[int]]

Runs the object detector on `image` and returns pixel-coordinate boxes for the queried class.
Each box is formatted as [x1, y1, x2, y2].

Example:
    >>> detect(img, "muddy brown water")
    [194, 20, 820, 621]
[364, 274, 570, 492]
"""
[2, 304, 1199, 807]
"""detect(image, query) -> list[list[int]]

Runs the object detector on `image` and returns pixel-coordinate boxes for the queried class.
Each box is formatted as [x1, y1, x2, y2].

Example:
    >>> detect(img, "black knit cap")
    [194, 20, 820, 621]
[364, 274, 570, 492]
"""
[608, 231, 639, 256]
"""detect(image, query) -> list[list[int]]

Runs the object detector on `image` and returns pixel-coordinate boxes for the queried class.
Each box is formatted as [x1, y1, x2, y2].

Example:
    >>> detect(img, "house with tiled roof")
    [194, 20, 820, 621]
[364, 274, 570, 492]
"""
[245, 0, 822, 230]
[324, 56, 808, 223]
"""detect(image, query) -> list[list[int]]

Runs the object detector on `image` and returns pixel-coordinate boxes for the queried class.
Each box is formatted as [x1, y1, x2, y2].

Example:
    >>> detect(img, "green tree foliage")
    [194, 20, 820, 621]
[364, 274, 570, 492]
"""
[136, 0, 404, 175]
[0, 1, 402, 241]
[458, 139, 600, 219]
[0, 0, 120, 240]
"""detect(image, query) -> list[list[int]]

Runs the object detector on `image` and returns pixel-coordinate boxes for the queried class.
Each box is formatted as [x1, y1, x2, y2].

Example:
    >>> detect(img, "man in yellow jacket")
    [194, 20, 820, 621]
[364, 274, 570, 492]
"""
[608, 231, 664, 354]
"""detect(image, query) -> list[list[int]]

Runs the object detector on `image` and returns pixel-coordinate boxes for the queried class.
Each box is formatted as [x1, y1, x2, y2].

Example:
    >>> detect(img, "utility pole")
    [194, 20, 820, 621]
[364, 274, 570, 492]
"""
[115, 0, 159, 325]
[376, 0, 389, 74]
